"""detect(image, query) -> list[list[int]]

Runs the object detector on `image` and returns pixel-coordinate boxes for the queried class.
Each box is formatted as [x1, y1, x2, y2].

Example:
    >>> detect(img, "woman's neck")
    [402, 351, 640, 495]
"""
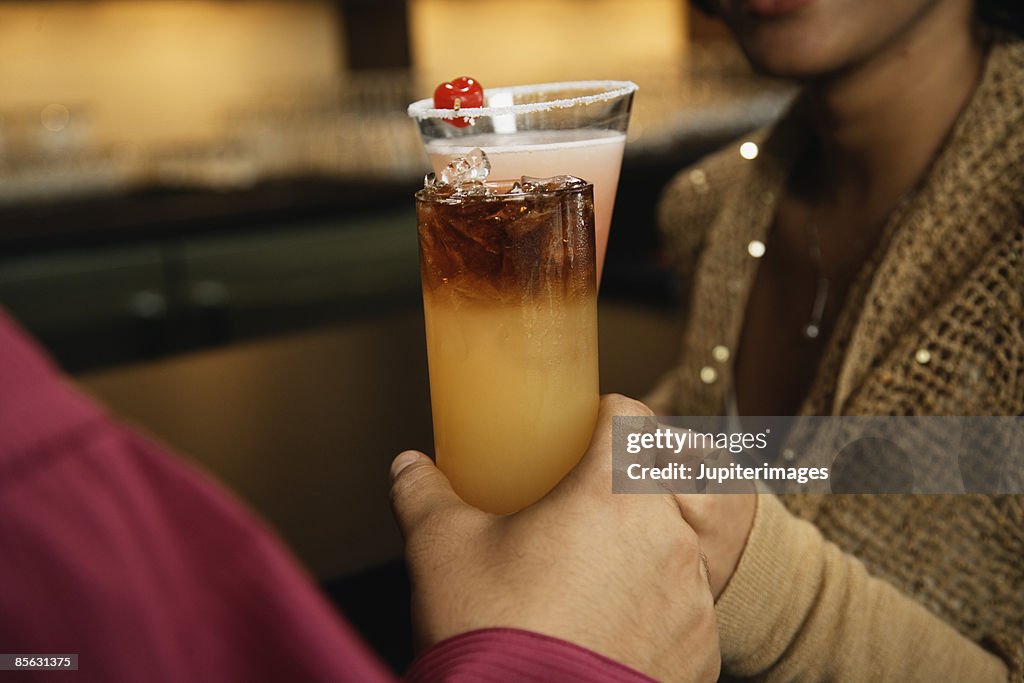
[802, 0, 985, 213]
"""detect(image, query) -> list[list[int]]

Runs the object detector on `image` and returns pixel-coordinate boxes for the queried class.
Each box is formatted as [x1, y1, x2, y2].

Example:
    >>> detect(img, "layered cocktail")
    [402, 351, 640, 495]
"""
[408, 80, 636, 281]
[415, 150, 599, 514]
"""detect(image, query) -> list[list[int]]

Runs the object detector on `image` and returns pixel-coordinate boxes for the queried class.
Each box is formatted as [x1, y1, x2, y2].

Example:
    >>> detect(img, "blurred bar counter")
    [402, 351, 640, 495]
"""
[0, 61, 791, 372]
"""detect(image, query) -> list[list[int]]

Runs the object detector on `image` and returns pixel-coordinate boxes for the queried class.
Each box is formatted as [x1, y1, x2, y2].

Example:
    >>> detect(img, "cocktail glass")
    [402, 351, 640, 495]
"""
[415, 171, 599, 514]
[408, 81, 637, 281]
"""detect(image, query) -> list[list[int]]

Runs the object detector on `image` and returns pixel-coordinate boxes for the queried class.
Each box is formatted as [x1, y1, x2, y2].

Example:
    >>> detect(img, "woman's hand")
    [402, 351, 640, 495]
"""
[646, 388, 757, 596]
[672, 492, 757, 600]
[390, 394, 722, 683]
[652, 428, 758, 600]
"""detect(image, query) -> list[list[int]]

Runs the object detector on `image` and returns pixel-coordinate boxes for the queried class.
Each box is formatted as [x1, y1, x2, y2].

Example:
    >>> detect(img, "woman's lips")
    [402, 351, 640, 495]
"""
[743, 0, 816, 18]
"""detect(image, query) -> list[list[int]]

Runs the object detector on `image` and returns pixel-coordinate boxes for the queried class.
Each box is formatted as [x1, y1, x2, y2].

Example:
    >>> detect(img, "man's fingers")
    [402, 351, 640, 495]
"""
[389, 450, 467, 538]
[602, 392, 656, 419]
[589, 393, 655, 463]
[567, 394, 656, 491]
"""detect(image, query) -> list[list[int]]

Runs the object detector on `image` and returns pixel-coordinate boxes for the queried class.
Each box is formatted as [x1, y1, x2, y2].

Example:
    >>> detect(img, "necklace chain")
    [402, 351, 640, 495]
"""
[802, 218, 829, 340]
[789, 137, 927, 343]
[799, 208, 870, 341]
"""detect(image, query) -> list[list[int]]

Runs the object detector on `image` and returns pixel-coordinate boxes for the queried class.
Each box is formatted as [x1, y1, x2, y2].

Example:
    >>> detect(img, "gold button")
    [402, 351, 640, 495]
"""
[915, 349, 932, 365]
[712, 345, 730, 363]
[689, 169, 709, 195]
[699, 366, 718, 384]
[747, 240, 766, 258]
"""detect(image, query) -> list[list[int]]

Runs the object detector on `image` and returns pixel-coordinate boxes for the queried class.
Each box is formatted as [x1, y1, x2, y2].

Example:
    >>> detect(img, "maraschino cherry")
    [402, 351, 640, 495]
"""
[433, 76, 484, 128]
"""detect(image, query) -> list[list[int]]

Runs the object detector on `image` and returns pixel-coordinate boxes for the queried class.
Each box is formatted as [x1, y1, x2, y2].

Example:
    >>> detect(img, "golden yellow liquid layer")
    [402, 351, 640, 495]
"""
[423, 294, 599, 514]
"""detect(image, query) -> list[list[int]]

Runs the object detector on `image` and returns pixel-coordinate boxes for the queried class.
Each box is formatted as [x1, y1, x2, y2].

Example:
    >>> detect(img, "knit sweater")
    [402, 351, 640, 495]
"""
[647, 36, 1024, 681]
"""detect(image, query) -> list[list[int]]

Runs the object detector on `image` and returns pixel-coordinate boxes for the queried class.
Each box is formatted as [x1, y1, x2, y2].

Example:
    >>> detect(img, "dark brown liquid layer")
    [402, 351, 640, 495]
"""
[415, 183, 596, 304]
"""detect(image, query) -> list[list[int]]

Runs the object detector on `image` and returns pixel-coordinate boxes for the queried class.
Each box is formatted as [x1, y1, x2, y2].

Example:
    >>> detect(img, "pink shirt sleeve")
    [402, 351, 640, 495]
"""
[0, 309, 654, 683]
[408, 629, 657, 682]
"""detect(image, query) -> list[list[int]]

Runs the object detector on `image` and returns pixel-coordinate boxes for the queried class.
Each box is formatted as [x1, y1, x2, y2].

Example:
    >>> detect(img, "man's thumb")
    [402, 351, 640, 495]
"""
[389, 450, 466, 537]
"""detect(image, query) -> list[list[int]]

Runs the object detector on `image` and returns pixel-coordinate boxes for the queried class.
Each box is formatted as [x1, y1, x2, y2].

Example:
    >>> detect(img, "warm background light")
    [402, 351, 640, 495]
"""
[408, 0, 689, 91]
[0, 1, 344, 147]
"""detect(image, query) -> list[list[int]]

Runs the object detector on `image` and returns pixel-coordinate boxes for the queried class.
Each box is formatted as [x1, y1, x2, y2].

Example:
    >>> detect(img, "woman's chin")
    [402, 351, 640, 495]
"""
[745, 54, 834, 80]
[736, 33, 846, 80]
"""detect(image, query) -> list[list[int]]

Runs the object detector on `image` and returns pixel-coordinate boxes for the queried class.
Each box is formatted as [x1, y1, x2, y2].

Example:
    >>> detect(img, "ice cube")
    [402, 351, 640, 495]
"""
[551, 175, 587, 189]
[439, 147, 491, 187]
[464, 148, 491, 182]
[518, 177, 541, 193]
[439, 158, 469, 186]
[458, 182, 493, 197]
[519, 175, 587, 192]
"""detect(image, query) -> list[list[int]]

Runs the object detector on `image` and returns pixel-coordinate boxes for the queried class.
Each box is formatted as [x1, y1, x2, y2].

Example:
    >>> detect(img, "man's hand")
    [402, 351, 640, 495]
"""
[390, 394, 721, 683]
